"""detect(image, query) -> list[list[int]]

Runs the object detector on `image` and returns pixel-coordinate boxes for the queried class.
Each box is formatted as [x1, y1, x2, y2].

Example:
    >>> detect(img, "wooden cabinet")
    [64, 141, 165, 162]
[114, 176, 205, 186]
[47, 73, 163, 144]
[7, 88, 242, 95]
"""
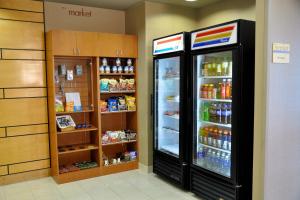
[48, 30, 97, 56]
[48, 30, 137, 58]
[97, 33, 138, 58]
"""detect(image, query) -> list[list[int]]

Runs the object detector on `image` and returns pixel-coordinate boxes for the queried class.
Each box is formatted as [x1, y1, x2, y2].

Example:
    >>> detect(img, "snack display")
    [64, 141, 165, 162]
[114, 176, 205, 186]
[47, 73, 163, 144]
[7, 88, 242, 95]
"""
[102, 130, 137, 144]
[59, 161, 98, 174]
[56, 115, 76, 131]
[100, 78, 135, 92]
[102, 149, 137, 166]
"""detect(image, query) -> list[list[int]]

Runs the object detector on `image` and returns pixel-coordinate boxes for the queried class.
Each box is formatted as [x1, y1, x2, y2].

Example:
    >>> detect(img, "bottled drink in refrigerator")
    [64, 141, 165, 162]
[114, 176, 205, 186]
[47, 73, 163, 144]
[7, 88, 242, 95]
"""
[207, 128, 213, 146]
[228, 61, 233, 76]
[199, 128, 204, 144]
[222, 130, 229, 150]
[202, 103, 210, 121]
[212, 129, 218, 147]
[216, 63, 222, 76]
[220, 152, 227, 174]
[211, 150, 217, 170]
[221, 104, 228, 124]
[225, 79, 232, 99]
[197, 146, 205, 166]
[203, 127, 209, 144]
[206, 149, 212, 169]
[221, 58, 229, 76]
[224, 154, 231, 177]
[228, 131, 232, 150]
[227, 104, 232, 124]
[217, 130, 223, 149]
[216, 103, 222, 123]
[221, 79, 226, 99]
[209, 103, 217, 122]
[215, 151, 221, 173]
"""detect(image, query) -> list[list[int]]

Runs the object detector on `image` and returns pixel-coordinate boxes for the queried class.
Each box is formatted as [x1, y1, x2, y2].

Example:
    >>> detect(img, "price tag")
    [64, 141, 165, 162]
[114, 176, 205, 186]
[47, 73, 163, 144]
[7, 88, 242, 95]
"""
[272, 43, 290, 64]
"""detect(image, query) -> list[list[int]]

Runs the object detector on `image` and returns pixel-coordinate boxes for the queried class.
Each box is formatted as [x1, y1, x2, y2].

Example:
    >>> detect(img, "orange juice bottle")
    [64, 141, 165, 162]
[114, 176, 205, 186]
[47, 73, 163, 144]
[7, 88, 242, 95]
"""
[225, 79, 232, 99]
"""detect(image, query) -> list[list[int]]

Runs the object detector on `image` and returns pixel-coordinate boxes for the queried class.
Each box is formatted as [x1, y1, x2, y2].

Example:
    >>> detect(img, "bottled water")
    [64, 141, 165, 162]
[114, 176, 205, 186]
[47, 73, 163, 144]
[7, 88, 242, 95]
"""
[215, 151, 221, 173]
[206, 149, 212, 169]
[197, 146, 205, 166]
[224, 154, 231, 177]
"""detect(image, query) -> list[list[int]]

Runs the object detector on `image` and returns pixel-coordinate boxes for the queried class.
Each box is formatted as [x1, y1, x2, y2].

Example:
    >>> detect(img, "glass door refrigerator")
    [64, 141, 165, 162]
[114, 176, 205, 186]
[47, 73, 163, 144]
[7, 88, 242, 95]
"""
[153, 32, 190, 189]
[189, 20, 255, 200]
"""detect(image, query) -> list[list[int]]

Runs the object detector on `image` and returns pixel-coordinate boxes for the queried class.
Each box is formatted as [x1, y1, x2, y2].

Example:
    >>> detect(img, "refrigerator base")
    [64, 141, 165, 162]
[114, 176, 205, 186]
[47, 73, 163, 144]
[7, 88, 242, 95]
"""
[153, 151, 188, 189]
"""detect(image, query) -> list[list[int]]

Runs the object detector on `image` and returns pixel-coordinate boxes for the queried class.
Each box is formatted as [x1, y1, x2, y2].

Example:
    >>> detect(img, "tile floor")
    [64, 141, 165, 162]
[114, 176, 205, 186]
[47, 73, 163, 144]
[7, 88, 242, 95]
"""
[0, 170, 201, 200]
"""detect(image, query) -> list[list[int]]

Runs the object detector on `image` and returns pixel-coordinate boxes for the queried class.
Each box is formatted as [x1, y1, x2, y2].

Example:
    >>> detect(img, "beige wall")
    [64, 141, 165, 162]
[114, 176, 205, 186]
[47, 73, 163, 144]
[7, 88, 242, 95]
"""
[45, 1, 125, 33]
[197, 0, 256, 27]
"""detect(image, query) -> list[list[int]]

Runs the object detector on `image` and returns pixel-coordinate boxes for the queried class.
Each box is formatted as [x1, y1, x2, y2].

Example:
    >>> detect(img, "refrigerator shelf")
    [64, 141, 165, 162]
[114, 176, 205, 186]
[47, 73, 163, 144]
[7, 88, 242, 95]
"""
[163, 127, 179, 134]
[200, 98, 232, 103]
[164, 114, 180, 120]
[200, 76, 232, 79]
[200, 121, 231, 128]
[199, 143, 231, 154]
[163, 76, 180, 80]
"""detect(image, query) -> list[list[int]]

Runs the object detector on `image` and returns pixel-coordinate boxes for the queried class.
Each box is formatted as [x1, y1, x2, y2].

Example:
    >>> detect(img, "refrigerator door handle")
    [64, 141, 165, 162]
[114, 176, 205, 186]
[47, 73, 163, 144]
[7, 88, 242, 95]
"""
[235, 185, 242, 188]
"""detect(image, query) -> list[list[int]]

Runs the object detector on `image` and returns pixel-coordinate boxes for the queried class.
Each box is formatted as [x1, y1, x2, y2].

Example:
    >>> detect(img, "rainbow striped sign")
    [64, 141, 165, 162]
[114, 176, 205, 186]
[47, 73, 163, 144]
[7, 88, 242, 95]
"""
[153, 33, 184, 55]
[191, 23, 238, 50]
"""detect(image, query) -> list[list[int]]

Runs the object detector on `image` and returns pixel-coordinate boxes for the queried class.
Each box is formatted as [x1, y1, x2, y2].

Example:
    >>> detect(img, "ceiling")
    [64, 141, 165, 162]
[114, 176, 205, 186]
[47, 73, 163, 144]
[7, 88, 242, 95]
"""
[45, 0, 220, 10]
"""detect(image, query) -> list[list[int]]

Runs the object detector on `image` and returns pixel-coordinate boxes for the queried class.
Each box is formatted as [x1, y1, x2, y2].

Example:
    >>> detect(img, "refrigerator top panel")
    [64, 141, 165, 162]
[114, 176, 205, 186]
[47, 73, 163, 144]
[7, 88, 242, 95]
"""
[191, 22, 238, 51]
[153, 33, 185, 56]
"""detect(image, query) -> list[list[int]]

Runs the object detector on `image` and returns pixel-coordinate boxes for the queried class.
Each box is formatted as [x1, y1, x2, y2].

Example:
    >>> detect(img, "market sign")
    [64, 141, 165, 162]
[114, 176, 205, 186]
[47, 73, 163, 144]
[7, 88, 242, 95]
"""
[153, 33, 184, 55]
[191, 23, 238, 50]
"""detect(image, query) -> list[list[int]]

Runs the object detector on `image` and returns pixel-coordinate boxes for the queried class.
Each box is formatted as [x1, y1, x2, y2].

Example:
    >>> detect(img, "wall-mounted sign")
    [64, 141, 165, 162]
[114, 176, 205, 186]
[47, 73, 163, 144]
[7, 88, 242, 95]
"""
[191, 22, 238, 50]
[62, 7, 92, 17]
[153, 33, 184, 55]
[272, 43, 290, 64]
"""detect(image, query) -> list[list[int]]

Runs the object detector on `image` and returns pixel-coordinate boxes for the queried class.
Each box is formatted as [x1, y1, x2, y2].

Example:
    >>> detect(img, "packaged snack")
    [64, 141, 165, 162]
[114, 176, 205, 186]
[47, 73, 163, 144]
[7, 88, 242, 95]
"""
[99, 65, 105, 74]
[56, 115, 76, 131]
[105, 65, 110, 73]
[125, 96, 136, 111]
[55, 95, 64, 112]
[118, 96, 126, 111]
[108, 79, 119, 91]
[100, 79, 109, 91]
[124, 66, 129, 73]
[129, 151, 137, 160]
[126, 79, 135, 90]
[118, 65, 123, 73]
[119, 79, 127, 91]
[108, 97, 118, 112]
[112, 66, 117, 73]
[100, 100, 108, 112]
[129, 66, 134, 73]
[102, 134, 109, 144]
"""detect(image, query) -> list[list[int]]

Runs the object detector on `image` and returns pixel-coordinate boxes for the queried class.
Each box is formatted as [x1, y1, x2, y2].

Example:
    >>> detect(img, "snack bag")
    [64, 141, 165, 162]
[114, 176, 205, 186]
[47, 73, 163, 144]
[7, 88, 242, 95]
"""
[108, 79, 119, 91]
[100, 79, 109, 91]
[100, 100, 108, 112]
[118, 96, 126, 111]
[108, 97, 118, 112]
[125, 96, 136, 111]
[119, 79, 127, 91]
[55, 95, 64, 112]
[127, 79, 135, 91]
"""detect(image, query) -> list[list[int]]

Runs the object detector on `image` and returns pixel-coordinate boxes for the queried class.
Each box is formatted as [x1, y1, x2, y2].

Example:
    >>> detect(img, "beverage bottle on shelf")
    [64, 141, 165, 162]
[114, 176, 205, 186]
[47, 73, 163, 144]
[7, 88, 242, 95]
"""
[207, 128, 213, 146]
[216, 151, 221, 173]
[209, 103, 216, 122]
[225, 79, 232, 99]
[206, 149, 212, 169]
[212, 129, 218, 147]
[227, 104, 232, 124]
[221, 103, 228, 124]
[222, 130, 229, 150]
[211, 150, 217, 170]
[203, 103, 210, 121]
[202, 84, 208, 99]
[202, 63, 208, 76]
[199, 128, 204, 144]
[224, 154, 231, 176]
[207, 84, 213, 99]
[228, 131, 232, 151]
[221, 58, 229, 76]
[220, 152, 226, 174]
[221, 79, 226, 99]
[200, 84, 204, 98]
[207, 63, 212, 76]
[212, 86, 217, 99]
[217, 83, 222, 99]
[203, 127, 209, 144]
[212, 63, 217, 76]
[197, 146, 205, 166]
[228, 61, 233, 76]
[216, 103, 222, 123]
[217, 129, 223, 149]
[216, 62, 222, 76]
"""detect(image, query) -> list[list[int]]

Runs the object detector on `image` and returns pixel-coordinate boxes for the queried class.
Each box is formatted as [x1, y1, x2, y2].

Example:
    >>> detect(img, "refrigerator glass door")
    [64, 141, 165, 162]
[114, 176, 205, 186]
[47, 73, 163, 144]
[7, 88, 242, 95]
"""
[154, 56, 180, 158]
[193, 51, 233, 178]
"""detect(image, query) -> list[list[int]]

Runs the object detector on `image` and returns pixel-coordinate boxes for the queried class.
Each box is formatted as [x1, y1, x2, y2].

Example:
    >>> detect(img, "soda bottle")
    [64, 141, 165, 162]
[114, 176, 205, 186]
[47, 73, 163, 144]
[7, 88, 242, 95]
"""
[221, 104, 228, 124]
[222, 131, 228, 150]
[227, 104, 232, 124]
[212, 86, 217, 99]
[199, 128, 204, 144]
[217, 83, 222, 99]
[203, 103, 210, 121]
[203, 127, 209, 144]
[207, 84, 214, 99]
[216, 151, 221, 173]
[217, 130, 223, 149]
[211, 150, 216, 170]
[206, 149, 212, 169]
[221, 79, 226, 99]
[220, 152, 226, 173]
[225, 79, 232, 99]
[202, 63, 208, 76]
[212, 129, 218, 147]
[228, 61, 233, 76]
[207, 128, 213, 146]
[200, 84, 204, 98]
[197, 146, 205, 166]
[207, 63, 212, 76]
[216, 103, 222, 123]
[216, 63, 222, 76]
[202, 84, 208, 99]
[224, 154, 231, 177]
[209, 103, 217, 122]
[228, 131, 232, 151]
[221, 58, 229, 76]
[212, 63, 217, 76]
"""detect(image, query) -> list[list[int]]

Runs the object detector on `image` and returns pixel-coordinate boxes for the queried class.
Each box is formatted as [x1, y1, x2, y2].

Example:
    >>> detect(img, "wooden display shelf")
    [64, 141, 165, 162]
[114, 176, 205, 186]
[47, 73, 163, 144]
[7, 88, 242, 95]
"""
[56, 110, 94, 115]
[100, 73, 135, 76]
[57, 126, 98, 135]
[100, 90, 136, 94]
[53, 166, 101, 184]
[58, 144, 99, 155]
[102, 160, 138, 176]
[102, 140, 137, 147]
[101, 110, 136, 114]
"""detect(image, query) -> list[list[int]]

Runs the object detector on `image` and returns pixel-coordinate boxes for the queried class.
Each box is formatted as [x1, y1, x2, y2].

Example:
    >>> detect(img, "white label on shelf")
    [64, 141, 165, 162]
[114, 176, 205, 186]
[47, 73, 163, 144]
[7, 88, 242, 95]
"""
[191, 22, 238, 50]
[153, 33, 184, 55]
[272, 43, 290, 64]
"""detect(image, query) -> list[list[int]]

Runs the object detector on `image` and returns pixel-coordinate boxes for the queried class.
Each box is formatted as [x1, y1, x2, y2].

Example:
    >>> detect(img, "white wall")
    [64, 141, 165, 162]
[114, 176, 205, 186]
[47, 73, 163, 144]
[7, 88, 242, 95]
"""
[44, 1, 125, 33]
[264, 0, 300, 199]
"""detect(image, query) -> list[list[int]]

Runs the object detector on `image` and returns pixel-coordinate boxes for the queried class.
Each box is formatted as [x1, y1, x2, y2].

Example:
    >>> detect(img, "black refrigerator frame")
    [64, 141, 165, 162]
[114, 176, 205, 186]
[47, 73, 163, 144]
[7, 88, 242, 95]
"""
[189, 20, 255, 200]
[152, 32, 190, 189]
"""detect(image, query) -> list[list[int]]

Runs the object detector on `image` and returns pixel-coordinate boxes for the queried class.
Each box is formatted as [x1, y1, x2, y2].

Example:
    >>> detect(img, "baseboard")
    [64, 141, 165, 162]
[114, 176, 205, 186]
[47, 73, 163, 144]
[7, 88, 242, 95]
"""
[139, 162, 153, 173]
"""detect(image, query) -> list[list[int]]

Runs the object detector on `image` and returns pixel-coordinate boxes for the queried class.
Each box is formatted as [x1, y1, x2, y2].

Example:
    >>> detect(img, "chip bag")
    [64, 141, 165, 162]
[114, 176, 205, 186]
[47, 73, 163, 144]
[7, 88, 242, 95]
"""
[125, 96, 136, 111]
[100, 79, 109, 91]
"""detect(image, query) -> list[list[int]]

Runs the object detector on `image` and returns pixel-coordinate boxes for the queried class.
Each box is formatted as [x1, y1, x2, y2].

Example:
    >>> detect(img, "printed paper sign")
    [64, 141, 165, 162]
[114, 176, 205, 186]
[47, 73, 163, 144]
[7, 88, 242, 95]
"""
[272, 43, 290, 64]
[153, 33, 184, 55]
